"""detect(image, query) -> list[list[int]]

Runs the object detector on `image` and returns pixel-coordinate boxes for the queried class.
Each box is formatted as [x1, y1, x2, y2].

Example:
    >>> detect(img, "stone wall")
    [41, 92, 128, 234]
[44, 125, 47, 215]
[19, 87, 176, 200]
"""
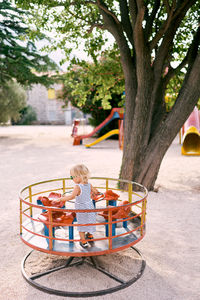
[27, 83, 66, 124]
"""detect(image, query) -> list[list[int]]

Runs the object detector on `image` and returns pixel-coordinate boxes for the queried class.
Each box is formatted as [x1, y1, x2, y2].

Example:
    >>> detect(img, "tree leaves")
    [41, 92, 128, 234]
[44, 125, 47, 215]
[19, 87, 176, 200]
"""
[0, 0, 57, 86]
[60, 48, 124, 110]
[0, 81, 26, 123]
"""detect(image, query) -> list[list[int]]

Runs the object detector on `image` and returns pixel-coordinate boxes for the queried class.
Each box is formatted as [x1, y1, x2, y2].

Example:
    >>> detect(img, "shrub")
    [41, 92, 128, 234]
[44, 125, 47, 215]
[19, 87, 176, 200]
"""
[13, 105, 37, 125]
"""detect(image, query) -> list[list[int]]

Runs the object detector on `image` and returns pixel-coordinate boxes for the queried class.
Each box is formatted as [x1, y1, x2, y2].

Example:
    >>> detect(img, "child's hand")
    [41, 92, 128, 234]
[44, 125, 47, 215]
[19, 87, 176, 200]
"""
[51, 199, 65, 207]
[91, 192, 95, 198]
[52, 198, 61, 202]
[94, 188, 99, 195]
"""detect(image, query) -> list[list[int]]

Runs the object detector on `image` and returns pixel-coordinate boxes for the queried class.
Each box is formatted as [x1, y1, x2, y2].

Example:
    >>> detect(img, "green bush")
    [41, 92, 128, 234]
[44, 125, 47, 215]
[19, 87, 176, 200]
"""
[0, 81, 26, 124]
[84, 97, 121, 137]
[13, 105, 37, 125]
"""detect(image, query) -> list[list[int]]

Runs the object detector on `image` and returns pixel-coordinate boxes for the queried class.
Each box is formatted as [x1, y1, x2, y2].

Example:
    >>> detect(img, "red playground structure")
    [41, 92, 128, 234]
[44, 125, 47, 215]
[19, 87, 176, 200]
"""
[72, 108, 124, 149]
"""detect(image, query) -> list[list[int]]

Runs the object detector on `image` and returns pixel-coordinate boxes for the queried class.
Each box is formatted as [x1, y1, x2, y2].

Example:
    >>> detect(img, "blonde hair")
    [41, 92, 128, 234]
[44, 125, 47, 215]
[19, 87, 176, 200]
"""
[70, 164, 90, 184]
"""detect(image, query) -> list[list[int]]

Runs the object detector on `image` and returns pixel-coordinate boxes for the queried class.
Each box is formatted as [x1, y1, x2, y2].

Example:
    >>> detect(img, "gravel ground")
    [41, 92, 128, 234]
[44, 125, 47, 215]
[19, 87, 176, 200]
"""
[0, 125, 199, 300]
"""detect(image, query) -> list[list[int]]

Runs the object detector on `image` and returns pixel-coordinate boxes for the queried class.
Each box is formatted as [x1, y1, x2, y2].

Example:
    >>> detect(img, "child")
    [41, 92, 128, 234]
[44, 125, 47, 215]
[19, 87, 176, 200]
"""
[55, 164, 98, 248]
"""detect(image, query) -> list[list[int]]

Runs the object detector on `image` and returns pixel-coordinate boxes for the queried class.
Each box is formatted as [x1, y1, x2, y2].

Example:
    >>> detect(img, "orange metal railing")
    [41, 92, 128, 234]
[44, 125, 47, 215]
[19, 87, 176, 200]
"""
[20, 177, 148, 256]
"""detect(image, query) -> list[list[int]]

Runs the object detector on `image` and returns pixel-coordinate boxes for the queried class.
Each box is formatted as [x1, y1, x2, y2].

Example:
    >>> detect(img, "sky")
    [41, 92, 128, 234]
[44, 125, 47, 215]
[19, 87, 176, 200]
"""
[35, 29, 115, 71]
[36, 39, 91, 71]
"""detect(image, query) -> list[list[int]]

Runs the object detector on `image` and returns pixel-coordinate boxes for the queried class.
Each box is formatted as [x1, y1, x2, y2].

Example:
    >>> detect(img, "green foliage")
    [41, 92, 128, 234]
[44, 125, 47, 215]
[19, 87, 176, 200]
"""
[15, 1, 199, 63]
[15, 0, 113, 61]
[15, 0, 199, 114]
[171, 1, 199, 63]
[12, 105, 37, 125]
[0, 0, 58, 86]
[0, 81, 26, 124]
[63, 48, 124, 107]
[197, 99, 200, 110]
[15, 0, 199, 111]
[165, 71, 185, 111]
[59, 49, 124, 134]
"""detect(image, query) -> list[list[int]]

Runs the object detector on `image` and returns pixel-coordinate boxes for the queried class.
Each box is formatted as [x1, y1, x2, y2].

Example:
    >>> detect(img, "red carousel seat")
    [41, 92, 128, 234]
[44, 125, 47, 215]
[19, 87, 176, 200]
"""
[38, 211, 76, 228]
[48, 192, 62, 199]
[104, 190, 120, 201]
[99, 201, 131, 220]
[92, 192, 104, 201]
[99, 201, 131, 237]
[37, 192, 76, 246]
[37, 195, 65, 208]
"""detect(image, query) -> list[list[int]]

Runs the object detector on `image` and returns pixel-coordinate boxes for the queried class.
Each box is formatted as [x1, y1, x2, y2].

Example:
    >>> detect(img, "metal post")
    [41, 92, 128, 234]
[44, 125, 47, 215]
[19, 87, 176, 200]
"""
[141, 198, 146, 237]
[106, 179, 109, 206]
[28, 186, 33, 217]
[106, 179, 109, 190]
[128, 183, 132, 203]
[143, 198, 147, 224]
[20, 199, 22, 235]
[49, 210, 53, 251]
[63, 179, 66, 194]
[108, 209, 112, 250]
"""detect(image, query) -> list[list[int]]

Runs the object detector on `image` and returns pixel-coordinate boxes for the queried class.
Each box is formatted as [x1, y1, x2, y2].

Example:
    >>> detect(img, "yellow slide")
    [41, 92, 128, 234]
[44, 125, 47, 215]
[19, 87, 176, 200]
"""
[181, 126, 200, 155]
[85, 129, 119, 148]
[181, 107, 200, 155]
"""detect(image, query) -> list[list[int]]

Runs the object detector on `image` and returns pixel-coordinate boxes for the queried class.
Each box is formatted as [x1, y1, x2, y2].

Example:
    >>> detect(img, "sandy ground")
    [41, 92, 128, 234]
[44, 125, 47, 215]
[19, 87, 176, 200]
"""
[0, 125, 199, 300]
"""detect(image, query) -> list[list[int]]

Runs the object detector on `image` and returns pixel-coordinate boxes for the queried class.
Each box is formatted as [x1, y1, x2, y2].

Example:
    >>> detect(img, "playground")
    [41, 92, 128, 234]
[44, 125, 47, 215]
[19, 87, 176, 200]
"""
[0, 125, 200, 300]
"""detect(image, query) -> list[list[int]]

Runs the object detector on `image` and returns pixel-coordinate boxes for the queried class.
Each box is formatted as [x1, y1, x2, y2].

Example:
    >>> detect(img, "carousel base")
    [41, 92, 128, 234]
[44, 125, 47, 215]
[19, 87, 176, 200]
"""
[21, 247, 146, 297]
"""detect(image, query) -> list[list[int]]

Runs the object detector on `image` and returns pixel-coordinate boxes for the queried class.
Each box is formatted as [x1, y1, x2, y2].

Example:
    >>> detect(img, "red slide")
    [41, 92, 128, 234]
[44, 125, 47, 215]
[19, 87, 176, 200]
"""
[73, 108, 124, 145]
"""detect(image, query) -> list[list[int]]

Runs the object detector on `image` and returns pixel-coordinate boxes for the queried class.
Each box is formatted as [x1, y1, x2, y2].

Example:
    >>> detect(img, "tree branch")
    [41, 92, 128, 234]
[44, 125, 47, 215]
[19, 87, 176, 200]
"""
[65, 6, 91, 23]
[96, 0, 134, 82]
[133, 0, 146, 57]
[153, 0, 196, 79]
[87, 23, 105, 33]
[145, 0, 160, 39]
[150, 8, 174, 51]
[164, 25, 200, 85]
[71, 1, 96, 5]
[96, 0, 120, 24]
[134, 0, 145, 35]
[119, 0, 134, 46]
[128, 0, 137, 29]
[163, 0, 176, 14]
[137, 52, 200, 185]
[150, 0, 196, 52]
[172, 0, 194, 20]
[136, 0, 145, 8]
[163, 52, 200, 137]
[163, 0, 170, 14]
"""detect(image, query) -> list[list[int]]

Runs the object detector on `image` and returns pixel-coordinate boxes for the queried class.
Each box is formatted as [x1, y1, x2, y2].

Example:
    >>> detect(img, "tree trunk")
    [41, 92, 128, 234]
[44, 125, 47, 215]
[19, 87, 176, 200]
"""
[97, 0, 200, 192]
[120, 53, 200, 191]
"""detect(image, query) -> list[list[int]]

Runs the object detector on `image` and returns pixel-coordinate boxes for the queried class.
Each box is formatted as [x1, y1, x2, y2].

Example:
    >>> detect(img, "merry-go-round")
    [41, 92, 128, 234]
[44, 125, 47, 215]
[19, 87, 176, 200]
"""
[20, 177, 148, 297]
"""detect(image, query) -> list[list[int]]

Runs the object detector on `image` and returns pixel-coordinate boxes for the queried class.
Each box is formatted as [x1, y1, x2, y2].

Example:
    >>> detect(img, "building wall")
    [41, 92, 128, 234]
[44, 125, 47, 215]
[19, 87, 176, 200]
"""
[27, 83, 66, 124]
[27, 83, 90, 125]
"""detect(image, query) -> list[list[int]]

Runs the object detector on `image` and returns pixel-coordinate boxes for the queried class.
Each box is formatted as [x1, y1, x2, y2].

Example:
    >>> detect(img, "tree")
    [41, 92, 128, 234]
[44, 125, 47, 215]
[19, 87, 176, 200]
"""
[0, 81, 26, 123]
[60, 48, 124, 134]
[62, 49, 124, 109]
[12, 105, 37, 125]
[16, 0, 200, 190]
[0, 0, 57, 86]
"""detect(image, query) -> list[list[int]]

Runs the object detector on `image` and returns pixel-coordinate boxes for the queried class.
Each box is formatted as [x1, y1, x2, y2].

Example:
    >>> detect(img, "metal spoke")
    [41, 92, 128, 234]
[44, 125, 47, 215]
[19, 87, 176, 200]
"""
[29, 257, 74, 280]
[21, 247, 146, 297]
[87, 262, 125, 284]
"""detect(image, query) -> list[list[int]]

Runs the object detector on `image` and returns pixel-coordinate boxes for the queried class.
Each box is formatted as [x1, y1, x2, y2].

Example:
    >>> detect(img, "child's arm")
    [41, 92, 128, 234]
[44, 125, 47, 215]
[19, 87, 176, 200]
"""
[91, 184, 99, 197]
[55, 185, 80, 203]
